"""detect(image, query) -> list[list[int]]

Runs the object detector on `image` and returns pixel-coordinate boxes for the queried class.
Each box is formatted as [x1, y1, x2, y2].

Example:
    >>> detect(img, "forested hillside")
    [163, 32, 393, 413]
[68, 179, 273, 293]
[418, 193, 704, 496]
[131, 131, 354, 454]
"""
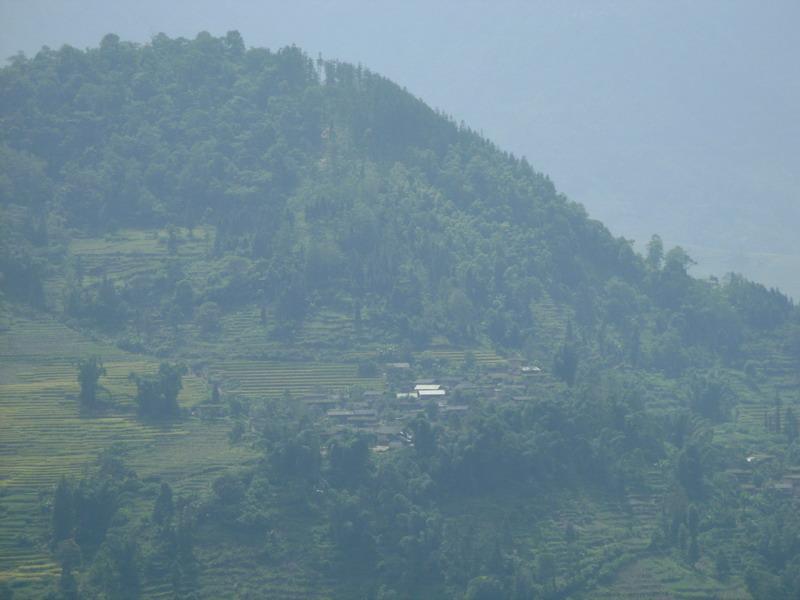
[1, 32, 799, 599]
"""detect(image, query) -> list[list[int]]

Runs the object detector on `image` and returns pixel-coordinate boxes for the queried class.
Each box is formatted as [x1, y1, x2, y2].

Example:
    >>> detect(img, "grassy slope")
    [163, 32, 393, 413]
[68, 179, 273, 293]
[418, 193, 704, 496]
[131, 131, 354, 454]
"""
[0, 308, 257, 597]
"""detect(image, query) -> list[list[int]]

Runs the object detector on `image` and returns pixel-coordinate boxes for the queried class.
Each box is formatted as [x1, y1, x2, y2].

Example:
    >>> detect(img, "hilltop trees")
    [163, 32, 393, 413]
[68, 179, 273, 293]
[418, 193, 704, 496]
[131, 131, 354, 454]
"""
[2, 30, 793, 364]
[0, 30, 650, 350]
[645, 234, 664, 271]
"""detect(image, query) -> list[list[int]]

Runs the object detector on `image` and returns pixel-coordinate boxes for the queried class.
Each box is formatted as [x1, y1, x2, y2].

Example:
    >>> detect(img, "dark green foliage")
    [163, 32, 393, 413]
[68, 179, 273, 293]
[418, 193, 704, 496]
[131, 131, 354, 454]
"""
[212, 473, 245, 505]
[49, 446, 138, 564]
[152, 482, 174, 527]
[328, 432, 371, 488]
[73, 472, 119, 550]
[0, 145, 53, 208]
[553, 323, 579, 386]
[464, 575, 505, 599]
[356, 359, 379, 377]
[173, 279, 194, 317]
[537, 553, 557, 590]
[52, 477, 74, 544]
[130, 363, 186, 420]
[645, 234, 664, 271]
[409, 414, 436, 458]
[58, 566, 78, 600]
[785, 407, 798, 443]
[676, 442, 704, 500]
[55, 539, 82, 571]
[0, 32, 652, 347]
[688, 372, 733, 422]
[76, 356, 105, 409]
[714, 551, 730, 580]
[47, 450, 197, 598]
[3, 31, 792, 368]
[228, 420, 244, 444]
[64, 276, 125, 330]
[88, 534, 140, 600]
[726, 274, 792, 330]
[687, 536, 700, 565]
[0, 214, 45, 306]
[194, 301, 221, 336]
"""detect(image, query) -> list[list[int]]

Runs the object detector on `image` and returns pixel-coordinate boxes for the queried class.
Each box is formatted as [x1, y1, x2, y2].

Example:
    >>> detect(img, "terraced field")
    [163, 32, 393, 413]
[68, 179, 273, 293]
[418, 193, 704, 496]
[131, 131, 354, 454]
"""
[209, 360, 384, 399]
[192, 510, 335, 600]
[593, 555, 748, 599]
[421, 347, 506, 366]
[42, 226, 212, 315]
[0, 311, 254, 597]
[170, 305, 363, 361]
[724, 351, 799, 445]
[69, 226, 213, 285]
[447, 484, 669, 597]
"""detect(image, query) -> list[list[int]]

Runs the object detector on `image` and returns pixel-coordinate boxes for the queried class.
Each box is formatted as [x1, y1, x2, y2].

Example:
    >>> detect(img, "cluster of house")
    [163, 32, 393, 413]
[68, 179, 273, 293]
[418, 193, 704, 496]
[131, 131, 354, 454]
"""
[300, 379, 467, 451]
[726, 458, 800, 498]
[302, 389, 405, 451]
[395, 381, 468, 417]
[296, 360, 547, 453]
[774, 467, 800, 497]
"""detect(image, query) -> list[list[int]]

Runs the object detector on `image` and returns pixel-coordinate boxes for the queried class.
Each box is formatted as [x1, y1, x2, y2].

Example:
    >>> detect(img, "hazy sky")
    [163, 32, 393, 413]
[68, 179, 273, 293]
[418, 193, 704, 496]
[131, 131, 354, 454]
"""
[2, 0, 799, 297]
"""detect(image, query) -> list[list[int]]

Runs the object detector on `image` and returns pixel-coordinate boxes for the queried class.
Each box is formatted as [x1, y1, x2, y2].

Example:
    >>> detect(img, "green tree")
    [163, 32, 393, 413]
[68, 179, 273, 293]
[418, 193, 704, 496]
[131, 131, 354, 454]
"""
[195, 301, 221, 336]
[77, 357, 106, 409]
[537, 552, 556, 591]
[785, 406, 798, 443]
[92, 535, 140, 600]
[715, 551, 731, 579]
[152, 482, 174, 527]
[553, 323, 579, 386]
[58, 567, 79, 600]
[465, 576, 505, 599]
[52, 477, 74, 544]
[328, 433, 371, 488]
[677, 443, 704, 500]
[174, 279, 194, 317]
[646, 234, 664, 270]
[687, 536, 700, 565]
[55, 539, 82, 571]
[689, 372, 731, 422]
[131, 363, 186, 419]
[410, 415, 436, 458]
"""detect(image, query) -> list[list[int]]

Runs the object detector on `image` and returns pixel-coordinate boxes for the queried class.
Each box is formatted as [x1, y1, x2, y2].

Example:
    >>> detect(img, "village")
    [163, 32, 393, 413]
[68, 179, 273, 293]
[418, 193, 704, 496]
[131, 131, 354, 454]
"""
[298, 359, 547, 452]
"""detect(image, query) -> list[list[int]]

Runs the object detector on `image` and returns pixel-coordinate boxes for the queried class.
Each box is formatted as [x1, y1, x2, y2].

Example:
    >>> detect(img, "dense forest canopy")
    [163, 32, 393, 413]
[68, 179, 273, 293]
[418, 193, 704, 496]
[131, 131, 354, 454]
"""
[1, 32, 799, 600]
[2, 31, 796, 360]
[1, 31, 642, 340]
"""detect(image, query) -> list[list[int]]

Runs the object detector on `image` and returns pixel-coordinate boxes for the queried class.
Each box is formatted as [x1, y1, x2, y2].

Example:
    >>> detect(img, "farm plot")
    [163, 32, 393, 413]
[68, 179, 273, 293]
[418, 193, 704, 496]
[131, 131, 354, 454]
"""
[209, 360, 384, 399]
[419, 348, 506, 366]
[0, 312, 252, 596]
[68, 226, 212, 283]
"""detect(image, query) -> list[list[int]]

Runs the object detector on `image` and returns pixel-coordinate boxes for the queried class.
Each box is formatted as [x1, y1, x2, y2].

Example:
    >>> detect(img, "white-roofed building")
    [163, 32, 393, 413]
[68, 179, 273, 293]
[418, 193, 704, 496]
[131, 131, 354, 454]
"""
[418, 389, 446, 397]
